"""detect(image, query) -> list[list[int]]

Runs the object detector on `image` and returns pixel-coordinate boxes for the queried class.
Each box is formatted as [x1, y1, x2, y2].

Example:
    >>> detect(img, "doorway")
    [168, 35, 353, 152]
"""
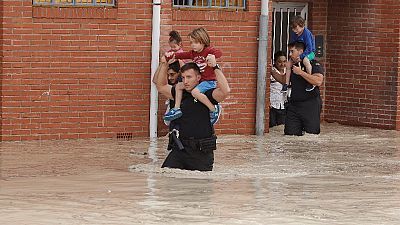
[272, 2, 308, 61]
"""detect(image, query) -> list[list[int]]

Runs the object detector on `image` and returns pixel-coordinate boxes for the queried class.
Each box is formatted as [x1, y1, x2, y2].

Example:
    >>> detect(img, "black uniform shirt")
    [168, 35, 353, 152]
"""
[290, 60, 324, 102]
[171, 87, 219, 139]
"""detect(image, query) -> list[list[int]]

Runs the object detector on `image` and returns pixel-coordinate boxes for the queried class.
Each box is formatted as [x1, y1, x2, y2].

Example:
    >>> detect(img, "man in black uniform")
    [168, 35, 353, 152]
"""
[156, 55, 230, 171]
[272, 41, 324, 135]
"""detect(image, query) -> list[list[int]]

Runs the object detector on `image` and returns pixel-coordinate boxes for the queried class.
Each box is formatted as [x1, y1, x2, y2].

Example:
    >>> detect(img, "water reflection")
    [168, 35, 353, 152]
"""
[147, 138, 159, 163]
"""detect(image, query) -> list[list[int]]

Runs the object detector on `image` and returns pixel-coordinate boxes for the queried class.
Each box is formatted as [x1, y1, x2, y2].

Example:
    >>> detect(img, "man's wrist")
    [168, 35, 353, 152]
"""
[213, 64, 221, 70]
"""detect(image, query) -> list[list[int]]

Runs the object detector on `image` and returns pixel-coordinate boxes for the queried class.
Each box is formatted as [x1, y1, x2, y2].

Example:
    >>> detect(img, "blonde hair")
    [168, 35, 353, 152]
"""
[188, 27, 210, 47]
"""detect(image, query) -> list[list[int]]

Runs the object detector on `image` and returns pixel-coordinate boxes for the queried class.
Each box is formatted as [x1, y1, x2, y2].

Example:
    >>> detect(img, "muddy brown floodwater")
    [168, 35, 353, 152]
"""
[1, 123, 400, 224]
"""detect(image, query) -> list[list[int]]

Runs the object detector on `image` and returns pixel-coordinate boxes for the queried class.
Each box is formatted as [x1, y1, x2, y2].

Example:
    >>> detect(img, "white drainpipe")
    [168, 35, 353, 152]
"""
[150, 0, 161, 138]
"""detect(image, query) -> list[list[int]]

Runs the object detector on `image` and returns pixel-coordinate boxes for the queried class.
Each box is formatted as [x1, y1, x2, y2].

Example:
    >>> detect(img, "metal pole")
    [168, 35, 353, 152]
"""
[255, 0, 269, 135]
[150, 0, 161, 138]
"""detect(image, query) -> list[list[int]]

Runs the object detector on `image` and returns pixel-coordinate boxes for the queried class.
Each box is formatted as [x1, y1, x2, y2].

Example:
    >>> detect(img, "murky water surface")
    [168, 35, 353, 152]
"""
[1, 123, 400, 224]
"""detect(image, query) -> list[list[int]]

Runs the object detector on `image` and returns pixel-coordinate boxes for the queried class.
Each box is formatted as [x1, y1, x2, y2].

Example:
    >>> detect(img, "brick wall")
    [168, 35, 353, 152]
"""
[326, 0, 400, 129]
[157, 0, 329, 136]
[1, 0, 330, 141]
[157, 1, 262, 135]
[0, 0, 3, 138]
[1, 1, 152, 141]
[4, 0, 398, 141]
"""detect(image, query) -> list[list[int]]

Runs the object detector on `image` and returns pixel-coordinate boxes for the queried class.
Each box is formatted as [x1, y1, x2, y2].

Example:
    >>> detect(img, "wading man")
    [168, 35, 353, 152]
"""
[271, 41, 324, 135]
[156, 55, 230, 171]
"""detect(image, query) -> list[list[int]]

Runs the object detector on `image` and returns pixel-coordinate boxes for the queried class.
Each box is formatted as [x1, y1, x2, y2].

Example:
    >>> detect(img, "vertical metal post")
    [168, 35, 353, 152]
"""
[280, 8, 283, 51]
[287, 8, 290, 56]
[272, 8, 276, 60]
[255, 0, 269, 136]
[150, 0, 161, 138]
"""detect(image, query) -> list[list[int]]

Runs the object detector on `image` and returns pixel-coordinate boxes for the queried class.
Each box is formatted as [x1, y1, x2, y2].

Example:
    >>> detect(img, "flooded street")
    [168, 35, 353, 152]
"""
[1, 123, 400, 224]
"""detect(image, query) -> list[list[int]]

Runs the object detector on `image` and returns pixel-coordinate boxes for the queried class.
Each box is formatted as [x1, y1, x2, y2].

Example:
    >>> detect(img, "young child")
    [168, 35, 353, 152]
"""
[282, 15, 316, 92]
[164, 27, 222, 125]
[167, 30, 187, 67]
[167, 30, 182, 52]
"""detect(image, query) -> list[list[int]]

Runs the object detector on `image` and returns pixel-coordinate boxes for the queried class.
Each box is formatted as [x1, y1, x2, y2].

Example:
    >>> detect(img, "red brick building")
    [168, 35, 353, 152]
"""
[0, 0, 399, 141]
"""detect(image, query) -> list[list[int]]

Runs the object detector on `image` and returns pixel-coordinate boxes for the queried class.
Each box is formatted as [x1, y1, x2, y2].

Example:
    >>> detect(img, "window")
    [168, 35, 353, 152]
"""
[272, 2, 308, 60]
[33, 0, 115, 6]
[173, 0, 246, 9]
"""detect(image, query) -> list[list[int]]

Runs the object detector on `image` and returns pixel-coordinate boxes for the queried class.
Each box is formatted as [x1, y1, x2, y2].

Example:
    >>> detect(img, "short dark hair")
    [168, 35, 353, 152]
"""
[169, 30, 182, 44]
[180, 62, 201, 75]
[273, 51, 286, 62]
[168, 61, 180, 73]
[293, 41, 306, 51]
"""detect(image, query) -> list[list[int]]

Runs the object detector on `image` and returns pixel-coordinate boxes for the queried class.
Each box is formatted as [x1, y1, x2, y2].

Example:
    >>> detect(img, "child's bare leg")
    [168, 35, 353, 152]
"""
[285, 60, 292, 85]
[191, 88, 215, 111]
[303, 57, 316, 91]
[173, 82, 184, 109]
[303, 57, 312, 75]
[281, 60, 292, 92]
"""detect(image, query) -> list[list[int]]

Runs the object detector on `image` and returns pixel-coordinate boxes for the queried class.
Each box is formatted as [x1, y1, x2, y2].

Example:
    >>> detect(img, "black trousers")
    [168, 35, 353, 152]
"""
[284, 97, 322, 136]
[162, 139, 214, 171]
[269, 107, 286, 127]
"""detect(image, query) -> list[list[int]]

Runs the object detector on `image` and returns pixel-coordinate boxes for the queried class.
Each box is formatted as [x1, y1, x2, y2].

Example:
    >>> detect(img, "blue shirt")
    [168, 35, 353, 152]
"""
[290, 27, 315, 59]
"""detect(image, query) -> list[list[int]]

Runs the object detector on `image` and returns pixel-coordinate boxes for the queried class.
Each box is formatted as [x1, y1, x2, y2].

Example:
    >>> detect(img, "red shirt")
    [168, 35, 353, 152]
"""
[174, 47, 222, 81]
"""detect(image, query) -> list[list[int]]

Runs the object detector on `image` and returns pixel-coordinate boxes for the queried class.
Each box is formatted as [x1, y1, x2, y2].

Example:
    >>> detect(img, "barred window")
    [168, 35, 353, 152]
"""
[33, 0, 115, 6]
[173, 0, 246, 9]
